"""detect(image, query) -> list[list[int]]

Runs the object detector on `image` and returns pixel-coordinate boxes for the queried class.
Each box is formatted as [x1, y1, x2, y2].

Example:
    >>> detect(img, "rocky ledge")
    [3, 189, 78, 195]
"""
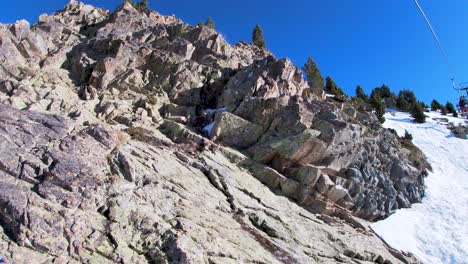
[0, 1, 427, 263]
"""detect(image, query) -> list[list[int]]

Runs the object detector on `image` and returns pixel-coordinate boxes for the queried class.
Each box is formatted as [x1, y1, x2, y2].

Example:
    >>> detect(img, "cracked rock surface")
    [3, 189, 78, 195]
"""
[0, 1, 427, 263]
[0, 105, 418, 263]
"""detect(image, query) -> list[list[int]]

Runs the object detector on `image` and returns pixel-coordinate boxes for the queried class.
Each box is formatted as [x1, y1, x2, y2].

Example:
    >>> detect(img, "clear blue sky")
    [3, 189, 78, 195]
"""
[1, 0, 468, 104]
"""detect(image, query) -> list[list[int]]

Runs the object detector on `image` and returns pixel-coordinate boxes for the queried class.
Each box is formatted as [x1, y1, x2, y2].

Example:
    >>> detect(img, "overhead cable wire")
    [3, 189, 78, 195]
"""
[413, 0, 459, 92]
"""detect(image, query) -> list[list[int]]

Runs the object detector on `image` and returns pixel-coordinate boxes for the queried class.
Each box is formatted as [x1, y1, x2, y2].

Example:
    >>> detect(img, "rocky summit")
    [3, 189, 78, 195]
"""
[0, 1, 428, 263]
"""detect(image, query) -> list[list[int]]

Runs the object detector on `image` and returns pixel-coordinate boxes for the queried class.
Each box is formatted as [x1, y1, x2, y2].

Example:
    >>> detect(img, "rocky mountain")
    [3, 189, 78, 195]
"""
[0, 1, 428, 263]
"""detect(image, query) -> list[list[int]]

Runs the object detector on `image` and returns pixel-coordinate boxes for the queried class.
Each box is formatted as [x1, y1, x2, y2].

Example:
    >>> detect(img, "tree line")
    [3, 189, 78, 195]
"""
[302, 57, 459, 124]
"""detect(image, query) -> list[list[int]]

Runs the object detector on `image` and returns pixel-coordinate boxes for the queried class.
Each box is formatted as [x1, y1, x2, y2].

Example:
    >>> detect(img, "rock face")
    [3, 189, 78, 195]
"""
[0, 1, 426, 263]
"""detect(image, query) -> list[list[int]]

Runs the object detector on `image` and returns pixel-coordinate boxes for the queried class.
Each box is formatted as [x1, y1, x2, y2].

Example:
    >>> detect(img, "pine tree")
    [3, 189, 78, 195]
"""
[440, 105, 447, 115]
[370, 84, 397, 108]
[396, 95, 410, 112]
[369, 93, 385, 123]
[205, 17, 215, 29]
[370, 84, 392, 99]
[252, 24, 266, 49]
[446, 102, 456, 115]
[324, 76, 345, 97]
[431, 99, 441, 111]
[302, 57, 324, 96]
[410, 103, 426, 123]
[420, 101, 428, 109]
[355, 85, 368, 101]
[136, 0, 149, 12]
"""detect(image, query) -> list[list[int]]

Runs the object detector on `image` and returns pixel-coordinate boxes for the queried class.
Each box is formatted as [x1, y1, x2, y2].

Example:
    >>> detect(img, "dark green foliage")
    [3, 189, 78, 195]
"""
[325, 76, 345, 97]
[431, 99, 441, 111]
[205, 17, 215, 29]
[453, 111, 459, 117]
[410, 102, 426, 123]
[440, 106, 447, 115]
[396, 95, 411, 112]
[370, 84, 397, 108]
[396, 89, 417, 112]
[125, 0, 150, 12]
[370, 84, 392, 99]
[399, 89, 417, 104]
[355, 85, 368, 101]
[137, 0, 149, 11]
[252, 24, 266, 49]
[388, 128, 398, 136]
[302, 57, 324, 96]
[196, 21, 203, 27]
[369, 93, 385, 123]
[351, 97, 370, 111]
[404, 130, 413, 141]
[446, 102, 456, 115]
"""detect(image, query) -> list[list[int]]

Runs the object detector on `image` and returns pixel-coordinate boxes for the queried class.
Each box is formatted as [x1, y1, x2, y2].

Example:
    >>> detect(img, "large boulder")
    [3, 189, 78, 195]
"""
[209, 111, 263, 149]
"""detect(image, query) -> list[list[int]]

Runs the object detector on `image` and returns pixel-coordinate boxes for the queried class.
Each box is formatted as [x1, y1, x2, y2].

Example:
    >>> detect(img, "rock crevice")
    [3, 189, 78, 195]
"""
[0, 2, 427, 263]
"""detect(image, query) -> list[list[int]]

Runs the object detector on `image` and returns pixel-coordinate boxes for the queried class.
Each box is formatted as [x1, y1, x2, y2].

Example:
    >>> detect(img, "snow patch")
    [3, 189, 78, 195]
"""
[335, 185, 345, 190]
[371, 111, 468, 264]
[203, 122, 215, 137]
[206, 107, 226, 115]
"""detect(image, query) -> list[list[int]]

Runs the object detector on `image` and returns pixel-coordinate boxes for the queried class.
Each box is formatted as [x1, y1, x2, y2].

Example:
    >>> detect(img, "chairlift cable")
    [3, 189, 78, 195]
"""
[413, 0, 459, 93]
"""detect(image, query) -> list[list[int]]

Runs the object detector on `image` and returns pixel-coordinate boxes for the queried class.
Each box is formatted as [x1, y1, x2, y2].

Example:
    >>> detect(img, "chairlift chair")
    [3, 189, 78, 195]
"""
[457, 85, 468, 117]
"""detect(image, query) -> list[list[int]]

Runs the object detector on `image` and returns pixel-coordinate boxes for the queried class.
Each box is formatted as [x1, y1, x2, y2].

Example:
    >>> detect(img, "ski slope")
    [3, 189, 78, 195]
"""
[371, 111, 468, 264]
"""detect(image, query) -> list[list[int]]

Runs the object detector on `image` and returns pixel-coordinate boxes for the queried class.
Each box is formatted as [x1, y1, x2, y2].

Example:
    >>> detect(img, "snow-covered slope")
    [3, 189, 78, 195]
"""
[372, 111, 468, 264]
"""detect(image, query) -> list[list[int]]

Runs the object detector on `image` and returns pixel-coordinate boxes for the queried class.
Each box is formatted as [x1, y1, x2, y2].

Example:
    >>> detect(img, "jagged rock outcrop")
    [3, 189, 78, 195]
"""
[0, 1, 427, 263]
[0, 104, 418, 263]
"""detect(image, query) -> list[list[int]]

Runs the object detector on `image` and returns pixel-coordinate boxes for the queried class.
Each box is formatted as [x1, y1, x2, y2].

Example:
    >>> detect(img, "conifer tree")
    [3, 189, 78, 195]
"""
[136, 0, 149, 12]
[431, 99, 441, 111]
[446, 102, 456, 115]
[302, 57, 324, 96]
[370, 93, 385, 123]
[205, 17, 215, 29]
[325, 76, 345, 97]
[355, 85, 368, 101]
[410, 102, 426, 123]
[440, 105, 448, 115]
[252, 24, 266, 49]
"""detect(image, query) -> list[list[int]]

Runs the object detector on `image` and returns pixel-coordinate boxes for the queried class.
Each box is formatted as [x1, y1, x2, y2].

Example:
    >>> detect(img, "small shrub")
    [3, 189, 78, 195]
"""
[124, 0, 149, 12]
[205, 17, 215, 29]
[404, 130, 413, 141]
[388, 128, 398, 136]
[136, 0, 149, 11]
